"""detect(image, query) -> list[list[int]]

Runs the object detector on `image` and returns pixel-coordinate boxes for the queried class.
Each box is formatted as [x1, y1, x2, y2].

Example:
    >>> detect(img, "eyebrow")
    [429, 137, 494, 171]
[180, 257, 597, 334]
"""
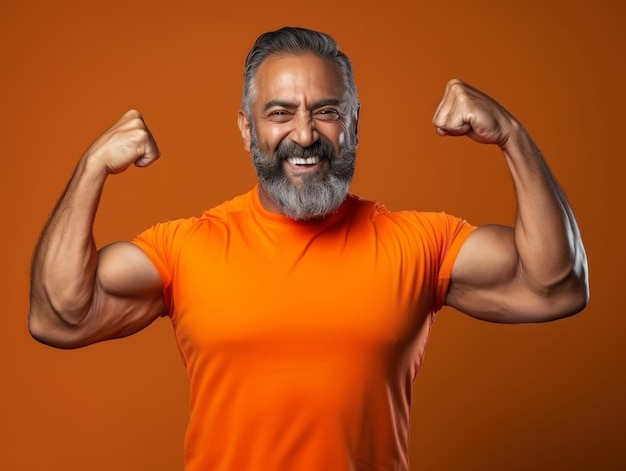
[263, 98, 342, 112]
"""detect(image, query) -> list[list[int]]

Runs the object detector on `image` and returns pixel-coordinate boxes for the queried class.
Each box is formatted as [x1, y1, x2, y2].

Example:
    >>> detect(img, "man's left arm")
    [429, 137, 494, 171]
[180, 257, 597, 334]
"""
[435, 79, 589, 323]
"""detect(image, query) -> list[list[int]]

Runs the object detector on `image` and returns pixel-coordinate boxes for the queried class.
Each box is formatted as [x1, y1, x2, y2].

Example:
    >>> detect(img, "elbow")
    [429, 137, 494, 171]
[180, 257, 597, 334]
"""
[28, 305, 89, 350]
[569, 275, 590, 316]
[544, 270, 590, 321]
[528, 249, 590, 320]
[28, 283, 97, 349]
[562, 257, 590, 316]
[517, 264, 589, 323]
[28, 310, 57, 347]
[566, 243, 590, 316]
[28, 310, 65, 349]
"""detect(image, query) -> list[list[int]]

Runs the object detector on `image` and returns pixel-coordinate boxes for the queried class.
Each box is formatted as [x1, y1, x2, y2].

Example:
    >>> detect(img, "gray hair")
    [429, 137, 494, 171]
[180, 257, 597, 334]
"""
[241, 26, 359, 125]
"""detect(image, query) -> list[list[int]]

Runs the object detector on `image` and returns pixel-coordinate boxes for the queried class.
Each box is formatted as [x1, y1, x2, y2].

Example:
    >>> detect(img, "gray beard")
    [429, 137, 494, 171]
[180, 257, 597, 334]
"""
[250, 131, 356, 221]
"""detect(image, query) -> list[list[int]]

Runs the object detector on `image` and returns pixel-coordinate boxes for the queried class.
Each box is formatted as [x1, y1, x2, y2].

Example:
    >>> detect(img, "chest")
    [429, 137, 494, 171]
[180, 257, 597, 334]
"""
[169, 221, 437, 361]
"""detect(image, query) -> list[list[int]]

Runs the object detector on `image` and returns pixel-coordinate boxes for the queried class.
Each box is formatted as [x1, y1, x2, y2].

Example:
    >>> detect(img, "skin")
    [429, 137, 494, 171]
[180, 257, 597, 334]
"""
[29, 111, 166, 348]
[28, 53, 588, 349]
[435, 80, 588, 322]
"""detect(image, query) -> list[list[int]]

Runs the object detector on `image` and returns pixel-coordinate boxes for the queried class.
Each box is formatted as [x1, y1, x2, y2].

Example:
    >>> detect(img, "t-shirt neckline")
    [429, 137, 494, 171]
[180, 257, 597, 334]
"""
[249, 184, 353, 228]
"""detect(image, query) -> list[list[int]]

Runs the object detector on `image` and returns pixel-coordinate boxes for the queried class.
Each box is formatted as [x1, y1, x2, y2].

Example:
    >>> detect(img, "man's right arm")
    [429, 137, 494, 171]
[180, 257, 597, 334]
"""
[29, 110, 166, 349]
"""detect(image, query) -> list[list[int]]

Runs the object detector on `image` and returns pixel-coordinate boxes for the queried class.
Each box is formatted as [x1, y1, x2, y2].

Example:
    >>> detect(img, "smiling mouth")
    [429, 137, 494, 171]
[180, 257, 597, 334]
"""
[286, 156, 322, 166]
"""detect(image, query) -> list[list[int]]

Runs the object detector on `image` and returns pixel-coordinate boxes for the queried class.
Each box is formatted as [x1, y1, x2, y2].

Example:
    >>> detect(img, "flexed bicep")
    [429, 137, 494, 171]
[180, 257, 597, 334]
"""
[96, 242, 164, 299]
[446, 224, 585, 324]
[83, 242, 167, 345]
[30, 241, 166, 349]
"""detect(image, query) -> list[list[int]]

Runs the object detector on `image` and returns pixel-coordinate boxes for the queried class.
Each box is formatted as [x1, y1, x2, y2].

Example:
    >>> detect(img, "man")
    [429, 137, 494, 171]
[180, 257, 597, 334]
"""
[29, 26, 588, 470]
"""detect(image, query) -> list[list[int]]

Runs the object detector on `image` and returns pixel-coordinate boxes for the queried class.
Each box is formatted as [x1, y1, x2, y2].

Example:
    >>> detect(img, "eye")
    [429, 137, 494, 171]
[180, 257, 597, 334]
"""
[315, 108, 341, 122]
[267, 110, 293, 123]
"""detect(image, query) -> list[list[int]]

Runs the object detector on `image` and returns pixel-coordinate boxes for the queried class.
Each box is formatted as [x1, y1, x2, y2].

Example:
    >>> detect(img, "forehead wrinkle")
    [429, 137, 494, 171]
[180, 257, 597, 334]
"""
[254, 53, 345, 113]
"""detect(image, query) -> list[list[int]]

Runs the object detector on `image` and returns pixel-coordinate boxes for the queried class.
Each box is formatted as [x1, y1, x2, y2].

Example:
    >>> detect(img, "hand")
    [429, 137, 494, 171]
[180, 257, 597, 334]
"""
[432, 79, 518, 148]
[84, 110, 160, 175]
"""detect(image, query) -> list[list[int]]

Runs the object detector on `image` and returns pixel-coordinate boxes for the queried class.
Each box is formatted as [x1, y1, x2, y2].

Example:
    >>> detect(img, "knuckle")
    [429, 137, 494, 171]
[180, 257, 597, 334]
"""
[125, 109, 143, 119]
[122, 110, 147, 131]
[456, 93, 469, 104]
[448, 79, 469, 95]
[131, 128, 150, 144]
[447, 78, 464, 90]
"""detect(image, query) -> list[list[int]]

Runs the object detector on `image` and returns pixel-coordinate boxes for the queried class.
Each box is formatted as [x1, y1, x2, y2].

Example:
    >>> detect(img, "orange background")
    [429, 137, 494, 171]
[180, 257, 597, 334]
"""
[1, 0, 624, 469]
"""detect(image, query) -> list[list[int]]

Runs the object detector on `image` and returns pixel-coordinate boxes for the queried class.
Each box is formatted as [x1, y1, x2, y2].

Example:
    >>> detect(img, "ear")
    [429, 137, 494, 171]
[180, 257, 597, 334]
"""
[353, 105, 361, 147]
[237, 110, 252, 153]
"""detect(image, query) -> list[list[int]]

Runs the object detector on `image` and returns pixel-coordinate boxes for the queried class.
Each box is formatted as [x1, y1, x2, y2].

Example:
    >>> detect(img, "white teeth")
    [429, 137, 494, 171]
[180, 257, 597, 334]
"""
[287, 156, 320, 165]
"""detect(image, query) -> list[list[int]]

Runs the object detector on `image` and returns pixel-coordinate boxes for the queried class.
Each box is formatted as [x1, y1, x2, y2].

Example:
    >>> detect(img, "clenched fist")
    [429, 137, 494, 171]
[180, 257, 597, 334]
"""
[84, 110, 160, 175]
[432, 79, 520, 148]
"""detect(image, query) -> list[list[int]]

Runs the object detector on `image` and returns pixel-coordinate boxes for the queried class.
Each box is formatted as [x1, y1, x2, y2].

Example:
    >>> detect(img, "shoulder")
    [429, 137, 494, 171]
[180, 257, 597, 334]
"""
[347, 194, 476, 251]
[135, 189, 256, 246]
[351, 193, 473, 235]
[201, 189, 255, 222]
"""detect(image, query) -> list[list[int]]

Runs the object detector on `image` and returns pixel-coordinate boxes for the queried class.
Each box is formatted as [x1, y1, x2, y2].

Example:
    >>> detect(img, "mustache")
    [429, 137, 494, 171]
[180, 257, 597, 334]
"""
[274, 138, 336, 161]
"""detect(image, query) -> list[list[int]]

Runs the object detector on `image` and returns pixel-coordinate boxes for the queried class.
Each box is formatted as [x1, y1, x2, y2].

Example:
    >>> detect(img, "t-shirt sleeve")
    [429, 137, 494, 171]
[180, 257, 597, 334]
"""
[131, 218, 194, 311]
[381, 209, 476, 313]
[133, 223, 173, 287]
[430, 213, 476, 311]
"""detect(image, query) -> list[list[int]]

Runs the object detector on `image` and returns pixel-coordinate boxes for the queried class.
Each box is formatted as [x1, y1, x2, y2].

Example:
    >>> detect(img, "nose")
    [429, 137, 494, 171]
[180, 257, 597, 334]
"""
[289, 112, 319, 148]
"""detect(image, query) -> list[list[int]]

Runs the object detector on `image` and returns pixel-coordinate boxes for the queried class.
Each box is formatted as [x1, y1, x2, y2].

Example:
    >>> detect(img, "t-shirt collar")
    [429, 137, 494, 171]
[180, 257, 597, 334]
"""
[250, 184, 352, 228]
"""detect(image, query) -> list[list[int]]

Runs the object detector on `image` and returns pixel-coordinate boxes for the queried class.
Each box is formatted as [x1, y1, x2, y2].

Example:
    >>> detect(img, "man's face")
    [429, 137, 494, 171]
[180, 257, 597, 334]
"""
[238, 53, 358, 220]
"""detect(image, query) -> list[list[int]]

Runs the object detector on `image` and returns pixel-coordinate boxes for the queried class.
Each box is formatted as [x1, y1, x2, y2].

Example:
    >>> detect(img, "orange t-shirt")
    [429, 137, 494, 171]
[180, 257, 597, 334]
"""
[133, 187, 475, 471]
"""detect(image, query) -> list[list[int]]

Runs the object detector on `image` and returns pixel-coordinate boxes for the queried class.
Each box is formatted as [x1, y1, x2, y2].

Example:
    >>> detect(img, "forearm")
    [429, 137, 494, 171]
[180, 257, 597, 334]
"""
[502, 123, 588, 298]
[29, 156, 107, 329]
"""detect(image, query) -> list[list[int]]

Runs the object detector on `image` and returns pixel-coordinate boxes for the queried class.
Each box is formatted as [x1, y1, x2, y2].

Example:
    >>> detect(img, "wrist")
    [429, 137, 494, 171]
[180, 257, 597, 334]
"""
[78, 152, 109, 187]
[499, 119, 529, 153]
